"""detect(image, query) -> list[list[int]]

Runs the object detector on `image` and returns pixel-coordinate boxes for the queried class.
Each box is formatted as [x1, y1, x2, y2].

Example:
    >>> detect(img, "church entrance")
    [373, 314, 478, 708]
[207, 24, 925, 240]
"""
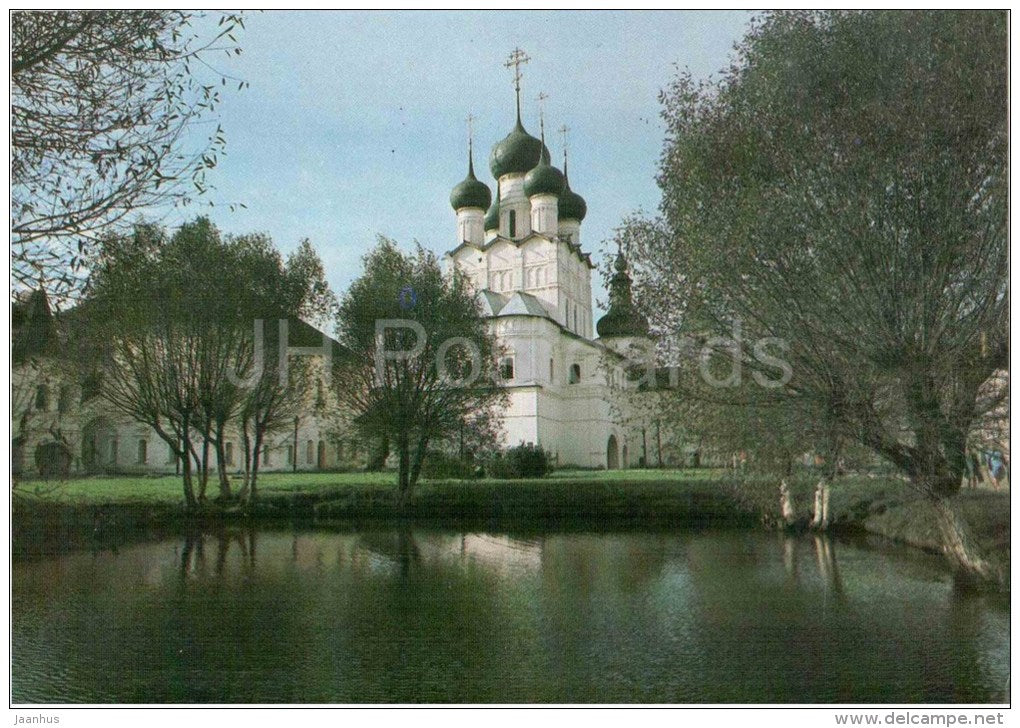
[606, 434, 619, 470]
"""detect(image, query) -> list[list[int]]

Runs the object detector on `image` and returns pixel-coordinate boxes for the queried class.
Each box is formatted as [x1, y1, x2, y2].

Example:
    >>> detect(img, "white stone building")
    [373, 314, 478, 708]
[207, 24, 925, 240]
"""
[445, 88, 662, 469]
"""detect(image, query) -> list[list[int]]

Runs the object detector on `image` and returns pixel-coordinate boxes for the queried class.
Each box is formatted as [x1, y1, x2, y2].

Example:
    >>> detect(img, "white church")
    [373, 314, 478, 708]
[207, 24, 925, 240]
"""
[444, 51, 661, 469]
[12, 51, 673, 478]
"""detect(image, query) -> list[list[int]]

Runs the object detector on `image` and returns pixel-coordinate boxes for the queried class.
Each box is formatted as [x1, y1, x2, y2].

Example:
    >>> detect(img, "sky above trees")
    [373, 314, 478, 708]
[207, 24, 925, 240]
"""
[171, 10, 752, 317]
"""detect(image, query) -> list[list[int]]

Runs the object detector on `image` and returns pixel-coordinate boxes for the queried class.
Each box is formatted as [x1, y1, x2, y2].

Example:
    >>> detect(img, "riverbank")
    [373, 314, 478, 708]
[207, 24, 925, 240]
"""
[12, 470, 1010, 585]
[11, 470, 753, 556]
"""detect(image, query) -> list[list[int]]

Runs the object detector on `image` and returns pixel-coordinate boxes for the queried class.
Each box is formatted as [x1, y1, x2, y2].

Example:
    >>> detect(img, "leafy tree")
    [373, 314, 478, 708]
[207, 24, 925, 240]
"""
[235, 237, 335, 505]
[11, 10, 247, 300]
[332, 238, 506, 504]
[80, 218, 329, 509]
[623, 11, 1006, 581]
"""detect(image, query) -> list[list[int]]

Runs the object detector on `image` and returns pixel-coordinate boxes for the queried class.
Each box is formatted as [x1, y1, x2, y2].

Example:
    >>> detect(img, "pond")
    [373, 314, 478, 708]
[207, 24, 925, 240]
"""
[11, 526, 1009, 703]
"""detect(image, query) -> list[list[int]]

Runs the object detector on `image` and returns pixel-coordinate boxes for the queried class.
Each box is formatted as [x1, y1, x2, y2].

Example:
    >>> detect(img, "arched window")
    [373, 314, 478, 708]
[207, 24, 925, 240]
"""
[35, 384, 49, 411]
[499, 357, 515, 381]
[569, 363, 581, 384]
[306, 440, 314, 464]
[508, 209, 517, 238]
[137, 439, 147, 464]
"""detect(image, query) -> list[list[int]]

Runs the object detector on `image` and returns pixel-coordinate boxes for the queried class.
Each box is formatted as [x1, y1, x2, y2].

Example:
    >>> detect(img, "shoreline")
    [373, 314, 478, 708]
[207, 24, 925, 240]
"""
[11, 473, 1010, 588]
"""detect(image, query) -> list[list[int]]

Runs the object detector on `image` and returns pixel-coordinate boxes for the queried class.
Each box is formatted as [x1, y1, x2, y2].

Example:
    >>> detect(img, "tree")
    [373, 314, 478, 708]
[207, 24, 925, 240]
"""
[11, 10, 247, 300]
[80, 217, 329, 509]
[624, 11, 1007, 581]
[235, 237, 335, 505]
[331, 238, 506, 504]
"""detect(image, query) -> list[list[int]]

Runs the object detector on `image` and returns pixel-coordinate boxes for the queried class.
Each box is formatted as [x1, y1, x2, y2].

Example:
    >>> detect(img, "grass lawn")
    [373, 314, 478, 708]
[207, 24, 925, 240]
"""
[14, 468, 723, 506]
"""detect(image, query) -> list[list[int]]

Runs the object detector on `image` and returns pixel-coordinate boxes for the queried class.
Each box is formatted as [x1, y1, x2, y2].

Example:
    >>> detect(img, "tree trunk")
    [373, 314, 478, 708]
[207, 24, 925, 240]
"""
[810, 478, 831, 530]
[928, 494, 999, 586]
[200, 432, 211, 495]
[214, 426, 231, 499]
[180, 433, 197, 511]
[241, 427, 252, 493]
[248, 426, 265, 505]
[396, 434, 411, 509]
[779, 478, 796, 527]
[408, 436, 429, 491]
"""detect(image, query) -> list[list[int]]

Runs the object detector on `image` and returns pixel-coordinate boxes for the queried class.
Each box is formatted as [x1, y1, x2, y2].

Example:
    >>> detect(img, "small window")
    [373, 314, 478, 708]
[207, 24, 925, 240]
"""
[569, 363, 581, 384]
[224, 441, 234, 466]
[508, 209, 517, 238]
[306, 440, 314, 464]
[137, 439, 147, 465]
[57, 385, 72, 414]
[499, 357, 515, 381]
[35, 384, 49, 411]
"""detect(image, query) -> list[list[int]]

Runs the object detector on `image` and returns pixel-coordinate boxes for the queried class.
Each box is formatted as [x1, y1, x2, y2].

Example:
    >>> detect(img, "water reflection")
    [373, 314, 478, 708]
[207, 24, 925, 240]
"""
[12, 527, 1009, 704]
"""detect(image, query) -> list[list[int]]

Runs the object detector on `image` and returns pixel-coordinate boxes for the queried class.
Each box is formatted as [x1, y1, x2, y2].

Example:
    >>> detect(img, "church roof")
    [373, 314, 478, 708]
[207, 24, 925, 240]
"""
[448, 233, 595, 269]
[474, 289, 553, 320]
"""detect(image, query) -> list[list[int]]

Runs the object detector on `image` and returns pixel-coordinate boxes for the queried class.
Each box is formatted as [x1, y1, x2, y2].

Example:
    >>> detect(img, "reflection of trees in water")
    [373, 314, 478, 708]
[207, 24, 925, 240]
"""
[355, 530, 421, 577]
[945, 587, 1009, 702]
[775, 532, 847, 600]
[13, 528, 1011, 703]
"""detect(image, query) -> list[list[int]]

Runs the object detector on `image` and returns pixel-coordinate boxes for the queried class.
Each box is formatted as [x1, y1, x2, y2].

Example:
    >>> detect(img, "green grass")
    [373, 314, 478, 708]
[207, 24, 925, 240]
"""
[14, 470, 396, 506]
[13, 468, 720, 507]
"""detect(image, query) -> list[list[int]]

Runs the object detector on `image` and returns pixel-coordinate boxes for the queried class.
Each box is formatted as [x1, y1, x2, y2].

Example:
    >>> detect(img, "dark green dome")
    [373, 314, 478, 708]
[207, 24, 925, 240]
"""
[524, 146, 565, 197]
[596, 308, 649, 338]
[558, 156, 587, 221]
[490, 118, 547, 178]
[596, 251, 649, 338]
[450, 155, 491, 211]
[484, 189, 500, 231]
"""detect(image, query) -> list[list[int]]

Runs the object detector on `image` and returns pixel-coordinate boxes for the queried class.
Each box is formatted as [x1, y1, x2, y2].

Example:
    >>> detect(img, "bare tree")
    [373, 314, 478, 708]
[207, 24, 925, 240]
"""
[12, 10, 247, 300]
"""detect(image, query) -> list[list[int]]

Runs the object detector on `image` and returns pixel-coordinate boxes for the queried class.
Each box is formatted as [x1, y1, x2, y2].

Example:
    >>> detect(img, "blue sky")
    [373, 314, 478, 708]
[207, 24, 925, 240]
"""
[177, 10, 754, 317]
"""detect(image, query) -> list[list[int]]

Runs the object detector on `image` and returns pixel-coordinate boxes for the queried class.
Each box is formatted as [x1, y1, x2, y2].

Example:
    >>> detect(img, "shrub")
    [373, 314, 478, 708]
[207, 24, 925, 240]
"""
[486, 443, 552, 479]
[421, 450, 477, 480]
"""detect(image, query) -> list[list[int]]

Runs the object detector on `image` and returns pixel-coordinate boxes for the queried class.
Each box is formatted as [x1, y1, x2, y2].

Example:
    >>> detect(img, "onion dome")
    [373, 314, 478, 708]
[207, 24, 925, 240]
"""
[484, 182, 501, 231]
[558, 153, 587, 221]
[490, 116, 548, 178]
[596, 250, 649, 338]
[524, 143, 566, 198]
[450, 145, 491, 211]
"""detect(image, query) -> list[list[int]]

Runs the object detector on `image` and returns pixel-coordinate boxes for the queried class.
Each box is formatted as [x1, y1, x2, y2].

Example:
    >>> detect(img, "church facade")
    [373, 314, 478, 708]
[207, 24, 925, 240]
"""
[445, 72, 661, 469]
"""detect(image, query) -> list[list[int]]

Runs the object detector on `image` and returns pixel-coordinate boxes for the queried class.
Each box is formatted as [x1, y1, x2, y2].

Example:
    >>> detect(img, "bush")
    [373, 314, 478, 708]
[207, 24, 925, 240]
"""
[486, 443, 552, 479]
[421, 450, 477, 480]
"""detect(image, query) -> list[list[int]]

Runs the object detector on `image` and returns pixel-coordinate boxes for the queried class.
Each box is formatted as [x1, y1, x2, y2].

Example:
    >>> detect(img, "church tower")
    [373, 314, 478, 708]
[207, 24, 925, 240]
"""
[447, 48, 594, 338]
[596, 247, 650, 352]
